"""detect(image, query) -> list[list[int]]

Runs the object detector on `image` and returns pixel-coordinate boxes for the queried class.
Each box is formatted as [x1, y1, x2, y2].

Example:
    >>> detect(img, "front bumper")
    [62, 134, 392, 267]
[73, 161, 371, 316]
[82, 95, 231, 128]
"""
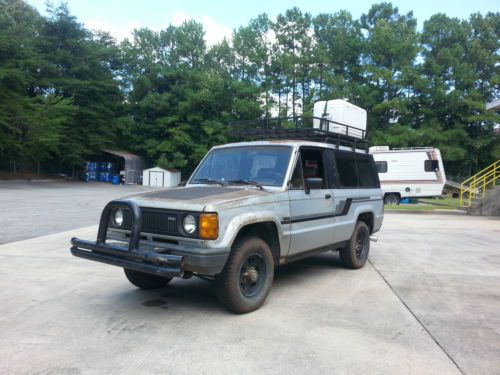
[70, 238, 184, 277]
[70, 200, 229, 277]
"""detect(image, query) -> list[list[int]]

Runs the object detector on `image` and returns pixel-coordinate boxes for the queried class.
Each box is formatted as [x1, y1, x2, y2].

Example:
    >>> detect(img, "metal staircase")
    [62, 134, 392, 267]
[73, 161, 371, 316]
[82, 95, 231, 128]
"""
[459, 160, 500, 212]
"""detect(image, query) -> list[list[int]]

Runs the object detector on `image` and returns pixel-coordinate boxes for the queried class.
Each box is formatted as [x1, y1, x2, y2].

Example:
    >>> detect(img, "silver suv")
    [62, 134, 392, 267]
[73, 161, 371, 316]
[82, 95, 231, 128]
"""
[71, 140, 384, 313]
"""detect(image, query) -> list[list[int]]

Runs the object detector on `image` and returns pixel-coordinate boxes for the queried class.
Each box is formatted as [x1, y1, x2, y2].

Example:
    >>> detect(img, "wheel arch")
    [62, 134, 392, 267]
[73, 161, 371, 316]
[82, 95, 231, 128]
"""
[384, 192, 401, 199]
[232, 221, 281, 265]
[357, 212, 374, 234]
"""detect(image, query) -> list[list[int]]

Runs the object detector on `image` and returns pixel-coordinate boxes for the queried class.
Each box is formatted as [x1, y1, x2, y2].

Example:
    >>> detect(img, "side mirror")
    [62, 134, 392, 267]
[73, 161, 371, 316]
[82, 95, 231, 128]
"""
[305, 177, 323, 194]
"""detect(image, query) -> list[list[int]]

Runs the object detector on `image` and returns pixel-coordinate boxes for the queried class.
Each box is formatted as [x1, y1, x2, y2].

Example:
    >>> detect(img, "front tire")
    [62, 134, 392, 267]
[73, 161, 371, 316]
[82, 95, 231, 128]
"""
[340, 221, 370, 269]
[124, 269, 172, 290]
[215, 237, 274, 314]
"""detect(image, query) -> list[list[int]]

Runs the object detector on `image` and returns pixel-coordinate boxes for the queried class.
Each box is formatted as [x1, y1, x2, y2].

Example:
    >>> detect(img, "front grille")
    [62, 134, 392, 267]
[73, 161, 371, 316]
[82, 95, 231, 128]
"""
[122, 208, 178, 235]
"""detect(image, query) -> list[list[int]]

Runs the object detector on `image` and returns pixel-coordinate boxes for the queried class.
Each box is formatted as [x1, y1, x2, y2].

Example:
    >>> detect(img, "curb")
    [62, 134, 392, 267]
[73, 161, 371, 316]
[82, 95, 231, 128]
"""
[385, 209, 467, 216]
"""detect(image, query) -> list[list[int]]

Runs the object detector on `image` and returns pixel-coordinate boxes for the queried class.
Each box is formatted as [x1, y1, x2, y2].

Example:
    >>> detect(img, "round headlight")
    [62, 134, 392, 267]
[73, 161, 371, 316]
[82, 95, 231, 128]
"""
[114, 209, 124, 226]
[183, 215, 197, 234]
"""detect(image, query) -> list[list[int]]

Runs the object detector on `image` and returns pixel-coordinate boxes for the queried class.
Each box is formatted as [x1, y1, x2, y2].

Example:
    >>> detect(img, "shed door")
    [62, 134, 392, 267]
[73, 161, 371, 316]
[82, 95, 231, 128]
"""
[149, 171, 164, 187]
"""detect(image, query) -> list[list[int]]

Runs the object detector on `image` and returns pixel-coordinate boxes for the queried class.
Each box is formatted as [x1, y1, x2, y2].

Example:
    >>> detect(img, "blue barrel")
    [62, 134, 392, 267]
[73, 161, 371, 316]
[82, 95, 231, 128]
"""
[105, 162, 113, 172]
[111, 175, 120, 185]
[88, 172, 96, 182]
[91, 162, 97, 172]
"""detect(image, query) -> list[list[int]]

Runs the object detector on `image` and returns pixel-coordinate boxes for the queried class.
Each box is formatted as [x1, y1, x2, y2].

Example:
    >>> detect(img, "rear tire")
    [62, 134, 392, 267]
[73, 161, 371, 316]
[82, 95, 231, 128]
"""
[124, 269, 172, 290]
[215, 237, 274, 314]
[384, 193, 400, 205]
[340, 221, 370, 269]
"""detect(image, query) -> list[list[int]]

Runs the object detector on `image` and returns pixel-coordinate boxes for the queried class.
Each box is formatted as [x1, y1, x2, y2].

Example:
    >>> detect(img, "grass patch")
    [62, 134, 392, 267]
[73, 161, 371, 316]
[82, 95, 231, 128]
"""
[386, 197, 461, 211]
[418, 197, 461, 209]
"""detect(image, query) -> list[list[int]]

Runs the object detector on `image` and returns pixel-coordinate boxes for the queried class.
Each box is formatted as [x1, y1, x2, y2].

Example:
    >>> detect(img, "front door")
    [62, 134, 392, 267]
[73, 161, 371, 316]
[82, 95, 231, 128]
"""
[287, 147, 336, 256]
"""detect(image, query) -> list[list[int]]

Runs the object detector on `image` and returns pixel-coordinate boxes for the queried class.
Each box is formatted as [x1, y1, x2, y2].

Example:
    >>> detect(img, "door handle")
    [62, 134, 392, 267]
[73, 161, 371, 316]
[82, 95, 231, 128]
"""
[325, 194, 332, 199]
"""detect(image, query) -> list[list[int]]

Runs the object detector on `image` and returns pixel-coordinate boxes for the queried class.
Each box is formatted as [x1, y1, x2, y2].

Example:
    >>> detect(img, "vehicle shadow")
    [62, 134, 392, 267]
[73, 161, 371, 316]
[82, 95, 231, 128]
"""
[115, 251, 344, 314]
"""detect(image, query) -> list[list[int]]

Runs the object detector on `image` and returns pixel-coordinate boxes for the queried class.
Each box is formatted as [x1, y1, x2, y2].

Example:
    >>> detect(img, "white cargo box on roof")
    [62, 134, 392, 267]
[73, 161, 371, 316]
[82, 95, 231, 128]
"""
[313, 99, 367, 139]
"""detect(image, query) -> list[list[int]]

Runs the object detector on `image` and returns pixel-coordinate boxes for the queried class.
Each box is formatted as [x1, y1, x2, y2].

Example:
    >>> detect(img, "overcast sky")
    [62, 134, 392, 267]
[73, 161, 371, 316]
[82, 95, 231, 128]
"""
[26, 0, 499, 45]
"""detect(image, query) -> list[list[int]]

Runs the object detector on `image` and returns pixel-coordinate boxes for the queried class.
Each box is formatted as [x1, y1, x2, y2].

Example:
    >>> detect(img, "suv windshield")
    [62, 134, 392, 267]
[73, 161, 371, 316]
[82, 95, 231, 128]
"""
[190, 146, 292, 187]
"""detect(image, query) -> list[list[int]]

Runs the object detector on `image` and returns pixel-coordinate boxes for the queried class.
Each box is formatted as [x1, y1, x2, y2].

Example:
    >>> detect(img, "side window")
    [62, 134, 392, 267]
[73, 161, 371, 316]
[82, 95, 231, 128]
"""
[290, 154, 304, 189]
[425, 160, 439, 172]
[375, 161, 388, 173]
[290, 148, 328, 189]
[300, 148, 327, 188]
[356, 154, 379, 188]
[334, 150, 358, 188]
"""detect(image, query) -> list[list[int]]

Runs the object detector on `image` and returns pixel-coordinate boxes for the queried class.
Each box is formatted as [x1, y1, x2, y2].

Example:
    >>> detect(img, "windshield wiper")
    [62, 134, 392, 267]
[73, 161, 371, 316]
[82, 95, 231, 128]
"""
[227, 179, 264, 190]
[192, 178, 225, 186]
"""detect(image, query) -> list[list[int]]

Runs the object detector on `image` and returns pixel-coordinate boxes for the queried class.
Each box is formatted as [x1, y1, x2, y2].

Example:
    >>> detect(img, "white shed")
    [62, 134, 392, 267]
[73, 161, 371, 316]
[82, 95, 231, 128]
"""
[142, 167, 181, 187]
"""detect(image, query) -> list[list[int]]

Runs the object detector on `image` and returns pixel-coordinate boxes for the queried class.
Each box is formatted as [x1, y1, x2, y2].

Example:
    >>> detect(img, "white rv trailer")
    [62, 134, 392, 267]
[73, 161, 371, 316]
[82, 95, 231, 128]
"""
[369, 146, 446, 205]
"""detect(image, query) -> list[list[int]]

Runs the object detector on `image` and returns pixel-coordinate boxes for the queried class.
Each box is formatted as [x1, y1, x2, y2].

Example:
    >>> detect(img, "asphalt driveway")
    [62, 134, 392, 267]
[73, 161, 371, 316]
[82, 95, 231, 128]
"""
[0, 181, 151, 244]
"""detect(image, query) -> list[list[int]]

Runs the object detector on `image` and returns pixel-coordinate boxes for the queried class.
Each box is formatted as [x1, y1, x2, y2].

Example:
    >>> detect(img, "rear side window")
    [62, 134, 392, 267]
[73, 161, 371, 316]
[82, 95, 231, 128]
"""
[425, 160, 439, 172]
[356, 154, 379, 188]
[375, 161, 387, 173]
[335, 151, 358, 187]
[334, 151, 379, 188]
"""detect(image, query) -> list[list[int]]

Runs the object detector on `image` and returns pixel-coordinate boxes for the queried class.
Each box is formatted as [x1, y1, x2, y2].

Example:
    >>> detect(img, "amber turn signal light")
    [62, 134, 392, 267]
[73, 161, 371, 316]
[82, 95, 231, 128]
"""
[199, 213, 218, 240]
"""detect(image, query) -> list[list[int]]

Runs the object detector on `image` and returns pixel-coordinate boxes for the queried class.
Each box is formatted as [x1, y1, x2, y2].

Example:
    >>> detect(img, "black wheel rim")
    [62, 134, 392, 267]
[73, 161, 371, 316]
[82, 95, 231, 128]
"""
[239, 253, 266, 298]
[355, 227, 369, 260]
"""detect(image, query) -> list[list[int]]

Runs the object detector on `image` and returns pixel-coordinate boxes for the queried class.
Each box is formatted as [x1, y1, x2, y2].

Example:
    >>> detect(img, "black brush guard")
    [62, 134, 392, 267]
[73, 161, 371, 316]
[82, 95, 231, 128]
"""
[70, 200, 184, 278]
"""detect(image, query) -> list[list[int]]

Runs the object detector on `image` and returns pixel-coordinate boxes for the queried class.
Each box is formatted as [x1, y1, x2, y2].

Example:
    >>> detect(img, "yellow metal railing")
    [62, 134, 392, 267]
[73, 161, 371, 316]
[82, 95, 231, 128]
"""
[460, 160, 500, 208]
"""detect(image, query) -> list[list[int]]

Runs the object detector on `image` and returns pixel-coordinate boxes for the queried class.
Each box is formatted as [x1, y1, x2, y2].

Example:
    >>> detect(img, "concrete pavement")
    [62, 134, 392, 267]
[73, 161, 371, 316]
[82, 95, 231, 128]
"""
[370, 214, 500, 374]
[2, 213, 499, 373]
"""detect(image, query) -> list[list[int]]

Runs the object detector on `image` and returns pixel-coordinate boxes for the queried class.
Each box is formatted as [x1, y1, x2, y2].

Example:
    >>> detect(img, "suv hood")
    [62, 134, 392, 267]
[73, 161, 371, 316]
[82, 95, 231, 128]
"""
[128, 186, 272, 211]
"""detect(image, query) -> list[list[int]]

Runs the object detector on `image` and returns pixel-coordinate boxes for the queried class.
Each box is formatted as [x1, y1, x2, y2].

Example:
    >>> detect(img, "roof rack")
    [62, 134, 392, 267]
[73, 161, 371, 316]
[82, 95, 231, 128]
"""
[230, 116, 368, 152]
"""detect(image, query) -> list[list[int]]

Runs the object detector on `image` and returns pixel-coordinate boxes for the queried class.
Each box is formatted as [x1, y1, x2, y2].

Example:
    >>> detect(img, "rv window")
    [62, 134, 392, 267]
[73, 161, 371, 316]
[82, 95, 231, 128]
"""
[334, 151, 358, 187]
[425, 160, 439, 172]
[375, 161, 388, 173]
[356, 154, 379, 188]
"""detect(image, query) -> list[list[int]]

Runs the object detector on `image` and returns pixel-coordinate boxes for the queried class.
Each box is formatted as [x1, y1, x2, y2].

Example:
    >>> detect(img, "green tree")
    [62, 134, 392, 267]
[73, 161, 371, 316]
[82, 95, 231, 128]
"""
[418, 12, 500, 176]
[312, 11, 364, 102]
[0, 0, 71, 173]
[37, 3, 126, 174]
[361, 3, 420, 138]
[272, 7, 312, 117]
[124, 21, 262, 174]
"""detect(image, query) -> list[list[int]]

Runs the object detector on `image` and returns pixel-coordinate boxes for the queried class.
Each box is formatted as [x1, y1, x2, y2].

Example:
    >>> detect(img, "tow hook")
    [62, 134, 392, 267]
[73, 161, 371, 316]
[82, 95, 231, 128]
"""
[369, 235, 378, 242]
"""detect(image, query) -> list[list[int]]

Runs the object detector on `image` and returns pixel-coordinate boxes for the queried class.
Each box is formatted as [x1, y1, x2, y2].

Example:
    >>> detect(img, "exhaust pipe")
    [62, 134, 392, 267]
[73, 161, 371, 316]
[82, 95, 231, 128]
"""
[369, 235, 378, 242]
